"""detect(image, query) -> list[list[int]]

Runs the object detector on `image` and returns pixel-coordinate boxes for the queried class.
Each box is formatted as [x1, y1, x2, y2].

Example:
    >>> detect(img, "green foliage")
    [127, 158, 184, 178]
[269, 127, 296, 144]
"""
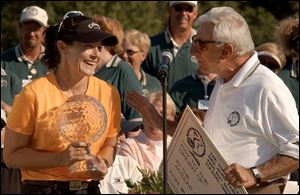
[1, 1, 299, 51]
[125, 168, 174, 194]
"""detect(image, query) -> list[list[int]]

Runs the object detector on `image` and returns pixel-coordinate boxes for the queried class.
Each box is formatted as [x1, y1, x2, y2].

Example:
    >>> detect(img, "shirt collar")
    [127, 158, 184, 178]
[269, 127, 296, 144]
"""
[140, 70, 147, 86]
[222, 51, 260, 87]
[164, 27, 197, 45]
[105, 54, 122, 68]
[1, 67, 6, 76]
[15, 44, 45, 63]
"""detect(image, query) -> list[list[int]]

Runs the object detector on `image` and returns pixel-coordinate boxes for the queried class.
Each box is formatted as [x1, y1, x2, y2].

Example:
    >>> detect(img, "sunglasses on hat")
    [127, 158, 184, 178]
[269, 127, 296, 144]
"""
[58, 11, 84, 33]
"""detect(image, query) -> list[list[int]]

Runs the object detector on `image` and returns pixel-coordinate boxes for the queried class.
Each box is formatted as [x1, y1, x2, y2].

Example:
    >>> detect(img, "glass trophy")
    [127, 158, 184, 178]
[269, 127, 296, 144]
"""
[57, 95, 107, 174]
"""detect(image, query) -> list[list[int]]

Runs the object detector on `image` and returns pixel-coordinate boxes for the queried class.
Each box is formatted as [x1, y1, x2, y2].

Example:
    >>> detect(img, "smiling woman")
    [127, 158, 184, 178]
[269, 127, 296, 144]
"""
[3, 11, 121, 194]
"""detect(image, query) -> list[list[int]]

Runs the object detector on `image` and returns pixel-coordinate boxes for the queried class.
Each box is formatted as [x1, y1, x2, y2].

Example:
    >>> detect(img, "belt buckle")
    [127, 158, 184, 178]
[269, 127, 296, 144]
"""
[69, 181, 82, 191]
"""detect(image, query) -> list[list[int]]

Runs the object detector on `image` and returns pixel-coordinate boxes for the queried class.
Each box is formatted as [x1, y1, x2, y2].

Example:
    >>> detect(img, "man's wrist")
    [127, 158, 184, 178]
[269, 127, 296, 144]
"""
[250, 166, 262, 184]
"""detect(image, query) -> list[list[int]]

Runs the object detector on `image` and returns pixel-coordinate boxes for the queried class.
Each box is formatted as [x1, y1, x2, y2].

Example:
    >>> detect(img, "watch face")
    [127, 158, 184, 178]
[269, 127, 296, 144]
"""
[253, 168, 259, 175]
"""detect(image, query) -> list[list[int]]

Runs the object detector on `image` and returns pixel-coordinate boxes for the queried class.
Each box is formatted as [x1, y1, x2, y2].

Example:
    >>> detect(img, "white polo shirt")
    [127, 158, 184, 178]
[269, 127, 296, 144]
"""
[204, 52, 299, 168]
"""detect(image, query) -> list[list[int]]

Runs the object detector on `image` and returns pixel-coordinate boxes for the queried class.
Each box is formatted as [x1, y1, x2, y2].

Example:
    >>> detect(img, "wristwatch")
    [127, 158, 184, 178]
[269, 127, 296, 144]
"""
[250, 166, 262, 184]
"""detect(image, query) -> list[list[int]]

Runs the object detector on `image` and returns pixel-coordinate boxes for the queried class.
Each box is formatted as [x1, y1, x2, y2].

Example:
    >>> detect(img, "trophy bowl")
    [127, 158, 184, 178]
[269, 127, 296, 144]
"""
[57, 95, 107, 174]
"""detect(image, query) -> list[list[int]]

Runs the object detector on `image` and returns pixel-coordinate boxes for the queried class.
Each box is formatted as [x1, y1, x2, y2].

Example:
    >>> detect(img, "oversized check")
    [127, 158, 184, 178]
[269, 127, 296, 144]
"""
[167, 106, 248, 194]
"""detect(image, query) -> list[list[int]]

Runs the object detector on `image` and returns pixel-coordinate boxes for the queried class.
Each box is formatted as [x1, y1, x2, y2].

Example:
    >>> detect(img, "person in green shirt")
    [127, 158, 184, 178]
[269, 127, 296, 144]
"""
[1, 6, 49, 87]
[170, 70, 217, 121]
[94, 16, 143, 131]
[1, 67, 22, 194]
[122, 29, 161, 97]
[275, 16, 299, 182]
[142, 1, 199, 92]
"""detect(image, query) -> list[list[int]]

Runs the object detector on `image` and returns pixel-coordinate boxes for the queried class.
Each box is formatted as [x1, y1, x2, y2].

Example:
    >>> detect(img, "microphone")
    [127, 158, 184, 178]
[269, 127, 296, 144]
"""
[158, 51, 173, 79]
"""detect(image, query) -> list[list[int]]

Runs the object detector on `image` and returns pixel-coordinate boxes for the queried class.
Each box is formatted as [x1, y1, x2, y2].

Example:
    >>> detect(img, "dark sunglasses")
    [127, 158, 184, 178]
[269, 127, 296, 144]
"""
[58, 11, 84, 33]
[173, 4, 194, 13]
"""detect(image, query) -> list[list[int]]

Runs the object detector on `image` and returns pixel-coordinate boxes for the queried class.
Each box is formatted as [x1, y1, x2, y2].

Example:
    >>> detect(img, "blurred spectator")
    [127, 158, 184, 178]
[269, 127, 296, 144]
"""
[99, 130, 142, 194]
[94, 16, 143, 133]
[118, 91, 176, 172]
[122, 29, 161, 97]
[256, 42, 286, 74]
[142, 1, 199, 92]
[275, 16, 299, 183]
[170, 68, 217, 121]
[275, 17, 299, 112]
[1, 5, 49, 86]
[1, 66, 22, 194]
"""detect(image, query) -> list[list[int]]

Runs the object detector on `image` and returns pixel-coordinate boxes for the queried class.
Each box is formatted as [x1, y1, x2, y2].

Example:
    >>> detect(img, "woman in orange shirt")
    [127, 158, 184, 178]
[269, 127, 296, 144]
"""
[3, 11, 121, 194]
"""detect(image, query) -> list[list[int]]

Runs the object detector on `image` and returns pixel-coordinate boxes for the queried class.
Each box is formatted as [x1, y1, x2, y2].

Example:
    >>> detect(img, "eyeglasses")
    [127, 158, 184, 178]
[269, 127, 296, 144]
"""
[173, 4, 194, 13]
[123, 49, 141, 56]
[192, 35, 222, 50]
[58, 11, 84, 33]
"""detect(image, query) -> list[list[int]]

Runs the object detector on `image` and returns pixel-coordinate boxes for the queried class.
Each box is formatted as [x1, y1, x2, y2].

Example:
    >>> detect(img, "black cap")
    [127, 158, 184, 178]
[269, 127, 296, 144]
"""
[58, 16, 118, 46]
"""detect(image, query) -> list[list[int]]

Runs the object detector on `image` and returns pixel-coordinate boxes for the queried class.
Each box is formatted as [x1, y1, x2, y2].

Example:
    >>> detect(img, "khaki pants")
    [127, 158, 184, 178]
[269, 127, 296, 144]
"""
[248, 182, 286, 194]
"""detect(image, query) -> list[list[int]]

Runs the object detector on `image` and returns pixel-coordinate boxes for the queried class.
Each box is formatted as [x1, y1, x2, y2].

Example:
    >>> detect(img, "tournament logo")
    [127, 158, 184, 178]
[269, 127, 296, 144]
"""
[186, 128, 206, 157]
[227, 111, 240, 127]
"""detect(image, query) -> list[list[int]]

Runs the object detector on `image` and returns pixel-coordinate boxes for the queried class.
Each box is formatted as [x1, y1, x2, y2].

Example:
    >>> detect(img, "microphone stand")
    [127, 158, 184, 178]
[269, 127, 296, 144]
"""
[159, 73, 168, 194]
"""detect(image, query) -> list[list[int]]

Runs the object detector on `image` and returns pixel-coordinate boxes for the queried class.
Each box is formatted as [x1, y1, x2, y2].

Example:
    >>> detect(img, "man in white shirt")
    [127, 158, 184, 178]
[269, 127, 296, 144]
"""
[126, 6, 299, 194]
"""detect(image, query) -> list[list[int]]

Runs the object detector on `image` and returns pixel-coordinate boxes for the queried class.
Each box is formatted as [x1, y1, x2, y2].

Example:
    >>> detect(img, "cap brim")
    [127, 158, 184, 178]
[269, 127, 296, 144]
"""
[21, 18, 46, 27]
[170, 2, 197, 7]
[71, 31, 118, 46]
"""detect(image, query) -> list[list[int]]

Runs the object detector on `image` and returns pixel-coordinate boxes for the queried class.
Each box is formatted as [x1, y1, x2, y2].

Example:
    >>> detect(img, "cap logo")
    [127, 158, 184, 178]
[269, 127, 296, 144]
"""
[28, 7, 38, 16]
[88, 22, 100, 30]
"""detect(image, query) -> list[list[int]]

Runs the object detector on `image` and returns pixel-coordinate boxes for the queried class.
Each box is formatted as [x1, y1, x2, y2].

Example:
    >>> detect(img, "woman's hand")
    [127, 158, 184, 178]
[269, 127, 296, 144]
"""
[87, 155, 108, 180]
[60, 142, 90, 166]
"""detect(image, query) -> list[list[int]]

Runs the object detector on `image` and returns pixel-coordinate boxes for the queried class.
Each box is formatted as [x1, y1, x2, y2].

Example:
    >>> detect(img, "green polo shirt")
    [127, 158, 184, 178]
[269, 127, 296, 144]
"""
[278, 63, 299, 112]
[140, 70, 161, 97]
[1, 68, 22, 106]
[142, 29, 198, 92]
[170, 73, 216, 114]
[1, 45, 48, 85]
[94, 55, 143, 121]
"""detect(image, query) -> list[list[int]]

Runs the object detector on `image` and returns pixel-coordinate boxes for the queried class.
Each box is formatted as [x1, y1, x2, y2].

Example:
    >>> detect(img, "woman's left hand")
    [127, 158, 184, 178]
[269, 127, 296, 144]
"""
[87, 155, 108, 180]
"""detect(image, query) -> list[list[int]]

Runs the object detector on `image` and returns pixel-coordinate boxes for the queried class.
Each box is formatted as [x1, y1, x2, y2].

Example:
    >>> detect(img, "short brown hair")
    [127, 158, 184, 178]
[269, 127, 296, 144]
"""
[275, 17, 299, 56]
[94, 15, 124, 55]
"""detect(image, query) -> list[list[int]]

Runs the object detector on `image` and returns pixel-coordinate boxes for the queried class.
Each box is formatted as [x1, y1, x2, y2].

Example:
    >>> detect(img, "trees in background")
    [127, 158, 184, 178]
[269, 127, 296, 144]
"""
[1, 1, 299, 51]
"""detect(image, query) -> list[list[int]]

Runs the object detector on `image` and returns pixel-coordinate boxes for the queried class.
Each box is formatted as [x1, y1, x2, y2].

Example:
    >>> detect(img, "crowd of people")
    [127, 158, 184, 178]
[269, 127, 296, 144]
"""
[1, 1, 299, 194]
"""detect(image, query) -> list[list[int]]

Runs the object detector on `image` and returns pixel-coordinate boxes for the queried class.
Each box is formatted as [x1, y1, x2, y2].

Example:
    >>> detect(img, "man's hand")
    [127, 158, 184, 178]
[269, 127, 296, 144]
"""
[125, 90, 163, 130]
[224, 163, 257, 188]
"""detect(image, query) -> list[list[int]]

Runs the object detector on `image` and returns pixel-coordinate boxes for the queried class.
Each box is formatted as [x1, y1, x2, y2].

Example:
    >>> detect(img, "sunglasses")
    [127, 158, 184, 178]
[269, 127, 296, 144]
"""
[58, 11, 84, 33]
[173, 4, 194, 13]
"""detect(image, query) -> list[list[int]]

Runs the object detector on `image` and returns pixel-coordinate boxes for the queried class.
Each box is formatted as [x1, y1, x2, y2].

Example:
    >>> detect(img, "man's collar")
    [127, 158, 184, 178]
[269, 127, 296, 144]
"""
[224, 51, 260, 87]
[1, 67, 6, 76]
[164, 27, 197, 45]
[15, 44, 45, 63]
[105, 54, 121, 68]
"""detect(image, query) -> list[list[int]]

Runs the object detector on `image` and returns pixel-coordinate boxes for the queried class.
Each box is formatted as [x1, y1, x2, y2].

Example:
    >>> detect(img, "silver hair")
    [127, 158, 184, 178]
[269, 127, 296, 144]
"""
[195, 6, 254, 56]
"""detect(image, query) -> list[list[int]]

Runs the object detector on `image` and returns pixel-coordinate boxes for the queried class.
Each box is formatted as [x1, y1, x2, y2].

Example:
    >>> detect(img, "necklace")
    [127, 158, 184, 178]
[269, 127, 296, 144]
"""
[55, 71, 88, 98]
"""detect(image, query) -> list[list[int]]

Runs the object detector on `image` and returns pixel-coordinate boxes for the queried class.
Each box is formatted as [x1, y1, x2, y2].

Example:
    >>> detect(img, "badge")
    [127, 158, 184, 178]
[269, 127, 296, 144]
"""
[30, 68, 37, 75]
[198, 99, 209, 111]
